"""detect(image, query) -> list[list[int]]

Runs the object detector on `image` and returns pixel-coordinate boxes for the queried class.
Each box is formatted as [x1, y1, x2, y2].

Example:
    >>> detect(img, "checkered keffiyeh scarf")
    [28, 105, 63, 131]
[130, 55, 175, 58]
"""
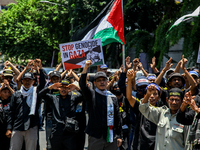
[188, 115, 200, 145]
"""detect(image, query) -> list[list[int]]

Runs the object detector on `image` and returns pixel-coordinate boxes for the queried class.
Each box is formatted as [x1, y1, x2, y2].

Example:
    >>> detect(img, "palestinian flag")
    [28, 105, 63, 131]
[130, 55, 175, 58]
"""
[72, 0, 125, 46]
[167, 6, 200, 34]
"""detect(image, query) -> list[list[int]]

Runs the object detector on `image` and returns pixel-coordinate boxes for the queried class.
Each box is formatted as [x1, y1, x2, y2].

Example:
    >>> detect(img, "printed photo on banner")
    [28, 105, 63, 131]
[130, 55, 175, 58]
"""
[59, 38, 104, 70]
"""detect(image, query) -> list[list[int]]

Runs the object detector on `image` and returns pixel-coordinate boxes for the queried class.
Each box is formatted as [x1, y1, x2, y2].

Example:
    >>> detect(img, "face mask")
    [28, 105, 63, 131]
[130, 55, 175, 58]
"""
[114, 89, 122, 96]
[137, 86, 146, 96]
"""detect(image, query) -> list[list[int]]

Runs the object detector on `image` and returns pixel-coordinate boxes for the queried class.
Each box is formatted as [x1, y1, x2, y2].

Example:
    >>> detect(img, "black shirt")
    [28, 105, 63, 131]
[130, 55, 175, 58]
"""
[176, 95, 200, 125]
[9, 82, 18, 91]
[0, 98, 11, 134]
[132, 100, 157, 150]
[79, 73, 122, 140]
[118, 96, 130, 126]
[7, 69, 45, 131]
[39, 87, 83, 136]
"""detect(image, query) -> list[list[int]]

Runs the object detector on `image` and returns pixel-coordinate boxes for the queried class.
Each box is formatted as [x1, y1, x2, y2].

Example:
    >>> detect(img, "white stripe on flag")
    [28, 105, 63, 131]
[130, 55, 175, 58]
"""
[82, 13, 112, 41]
[82, 26, 98, 41]
[94, 13, 112, 35]
[173, 6, 200, 26]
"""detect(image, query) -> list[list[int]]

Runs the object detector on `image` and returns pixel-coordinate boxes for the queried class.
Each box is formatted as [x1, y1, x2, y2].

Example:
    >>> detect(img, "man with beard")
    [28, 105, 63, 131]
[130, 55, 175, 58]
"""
[112, 83, 130, 150]
[139, 87, 187, 150]
[127, 69, 161, 150]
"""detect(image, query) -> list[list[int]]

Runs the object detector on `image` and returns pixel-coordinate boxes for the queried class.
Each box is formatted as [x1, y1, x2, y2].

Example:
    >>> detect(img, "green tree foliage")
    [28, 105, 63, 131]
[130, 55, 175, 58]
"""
[0, 0, 58, 65]
[124, 0, 200, 67]
[1, 0, 199, 67]
[124, 0, 163, 61]
[0, 0, 112, 65]
[153, 0, 200, 66]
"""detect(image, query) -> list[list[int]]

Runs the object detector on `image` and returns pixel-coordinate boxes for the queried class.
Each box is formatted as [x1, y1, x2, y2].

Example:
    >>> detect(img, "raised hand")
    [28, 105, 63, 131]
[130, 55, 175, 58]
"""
[67, 84, 77, 91]
[113, 71, 119, 81]
[146, 84, 157, 96]
[137, 62, 143, 70]
[84, 60, 92, 69]
[125, 56, 132, 70]
[4, 79, 9, 86]
[4, 60, 11, 67]
[164, 57, 173, 71]
[26, 60, 34, 69]
[118, 65, 123, 74]
[150, 57, 156, 69]
[67, 69, 73, 77]
[188, 96, 198, 113]
[132, 58, 139, 67]
[127, 69, 136, 80]
[180, 55, 188, 70]
[182, 91, 191, 107]
[34, 59, 42, 69]
[49, 83, 62, 90]
[82, 60, 92, 74]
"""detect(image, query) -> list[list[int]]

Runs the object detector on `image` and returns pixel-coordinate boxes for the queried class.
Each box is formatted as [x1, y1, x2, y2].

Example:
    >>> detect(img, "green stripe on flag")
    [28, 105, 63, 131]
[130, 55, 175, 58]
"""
[107, 126, 110, 143]
[91, 59, 103, 66]
[93, 27, 123, 46]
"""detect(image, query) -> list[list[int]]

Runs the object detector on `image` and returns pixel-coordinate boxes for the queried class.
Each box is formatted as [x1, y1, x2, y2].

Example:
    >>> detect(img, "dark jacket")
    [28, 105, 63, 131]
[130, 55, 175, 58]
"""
[118, 72, 127, 97]
[7, 69, 45, 131]
[132, 100, 157, 150]
[176, 95, 200, 125]
[117, 96, 130, 126]
[0, 98, 10, 134]
[0, 98, 11, 150]
[39, 87, 83, 136]
[79, 73, 122, 140]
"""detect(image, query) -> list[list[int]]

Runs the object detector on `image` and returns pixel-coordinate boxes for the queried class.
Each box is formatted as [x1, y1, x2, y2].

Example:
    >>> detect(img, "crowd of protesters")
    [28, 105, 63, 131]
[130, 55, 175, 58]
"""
[1, 55, 200, 150]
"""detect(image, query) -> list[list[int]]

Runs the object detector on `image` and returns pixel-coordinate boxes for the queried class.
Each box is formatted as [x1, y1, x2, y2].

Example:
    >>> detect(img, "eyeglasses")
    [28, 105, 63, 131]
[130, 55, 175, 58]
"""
[4, 76, 13, 79]
[96, 79, 107, 82]
[169, 98, 181, 103]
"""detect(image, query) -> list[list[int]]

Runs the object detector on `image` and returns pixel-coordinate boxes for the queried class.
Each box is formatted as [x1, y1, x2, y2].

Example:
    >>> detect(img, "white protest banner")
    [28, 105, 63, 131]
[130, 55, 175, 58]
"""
[59, 38, 104, 70]
[197, 43, 200, 63]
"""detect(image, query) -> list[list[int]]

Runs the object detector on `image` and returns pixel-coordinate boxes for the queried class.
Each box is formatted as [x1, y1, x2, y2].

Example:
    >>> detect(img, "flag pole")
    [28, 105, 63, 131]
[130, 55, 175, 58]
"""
[121, 0, 125, 69]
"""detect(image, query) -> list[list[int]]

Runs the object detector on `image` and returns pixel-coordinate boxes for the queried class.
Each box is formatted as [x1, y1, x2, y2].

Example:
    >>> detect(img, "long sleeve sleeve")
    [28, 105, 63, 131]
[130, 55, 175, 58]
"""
[113, 98, 123, 139]
[139, 101, 163, 125]
[7, 94, 15, 130]
[38, 87, 53, 104]
[118, 72, 127, 97]
[176, 108, 195, 125]
[37, 69, 46, 92]
[79, 73, 93, 102]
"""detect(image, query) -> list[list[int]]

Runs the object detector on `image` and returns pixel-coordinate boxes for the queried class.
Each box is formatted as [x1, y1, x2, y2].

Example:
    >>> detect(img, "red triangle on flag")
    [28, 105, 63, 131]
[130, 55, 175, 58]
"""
[64, 63, 82, 70]
[107, 0, 125, 44]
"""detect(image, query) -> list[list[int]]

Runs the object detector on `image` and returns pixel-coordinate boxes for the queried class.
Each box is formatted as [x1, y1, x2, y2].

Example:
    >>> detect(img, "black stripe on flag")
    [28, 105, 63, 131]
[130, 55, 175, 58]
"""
[72, 0, 115, 42]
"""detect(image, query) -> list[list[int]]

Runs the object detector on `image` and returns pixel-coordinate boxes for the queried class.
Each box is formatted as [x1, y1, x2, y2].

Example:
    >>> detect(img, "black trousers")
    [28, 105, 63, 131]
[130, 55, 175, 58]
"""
[50, 134, 78, 150]
[0, 134, 10, 150]
[120, 129, 129, 150]
[76, 131, 85, 150]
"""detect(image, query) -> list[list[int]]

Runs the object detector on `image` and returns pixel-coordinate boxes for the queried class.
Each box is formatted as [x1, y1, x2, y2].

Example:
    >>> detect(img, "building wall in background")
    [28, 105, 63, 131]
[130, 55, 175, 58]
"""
[0, 0, 16, 6]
